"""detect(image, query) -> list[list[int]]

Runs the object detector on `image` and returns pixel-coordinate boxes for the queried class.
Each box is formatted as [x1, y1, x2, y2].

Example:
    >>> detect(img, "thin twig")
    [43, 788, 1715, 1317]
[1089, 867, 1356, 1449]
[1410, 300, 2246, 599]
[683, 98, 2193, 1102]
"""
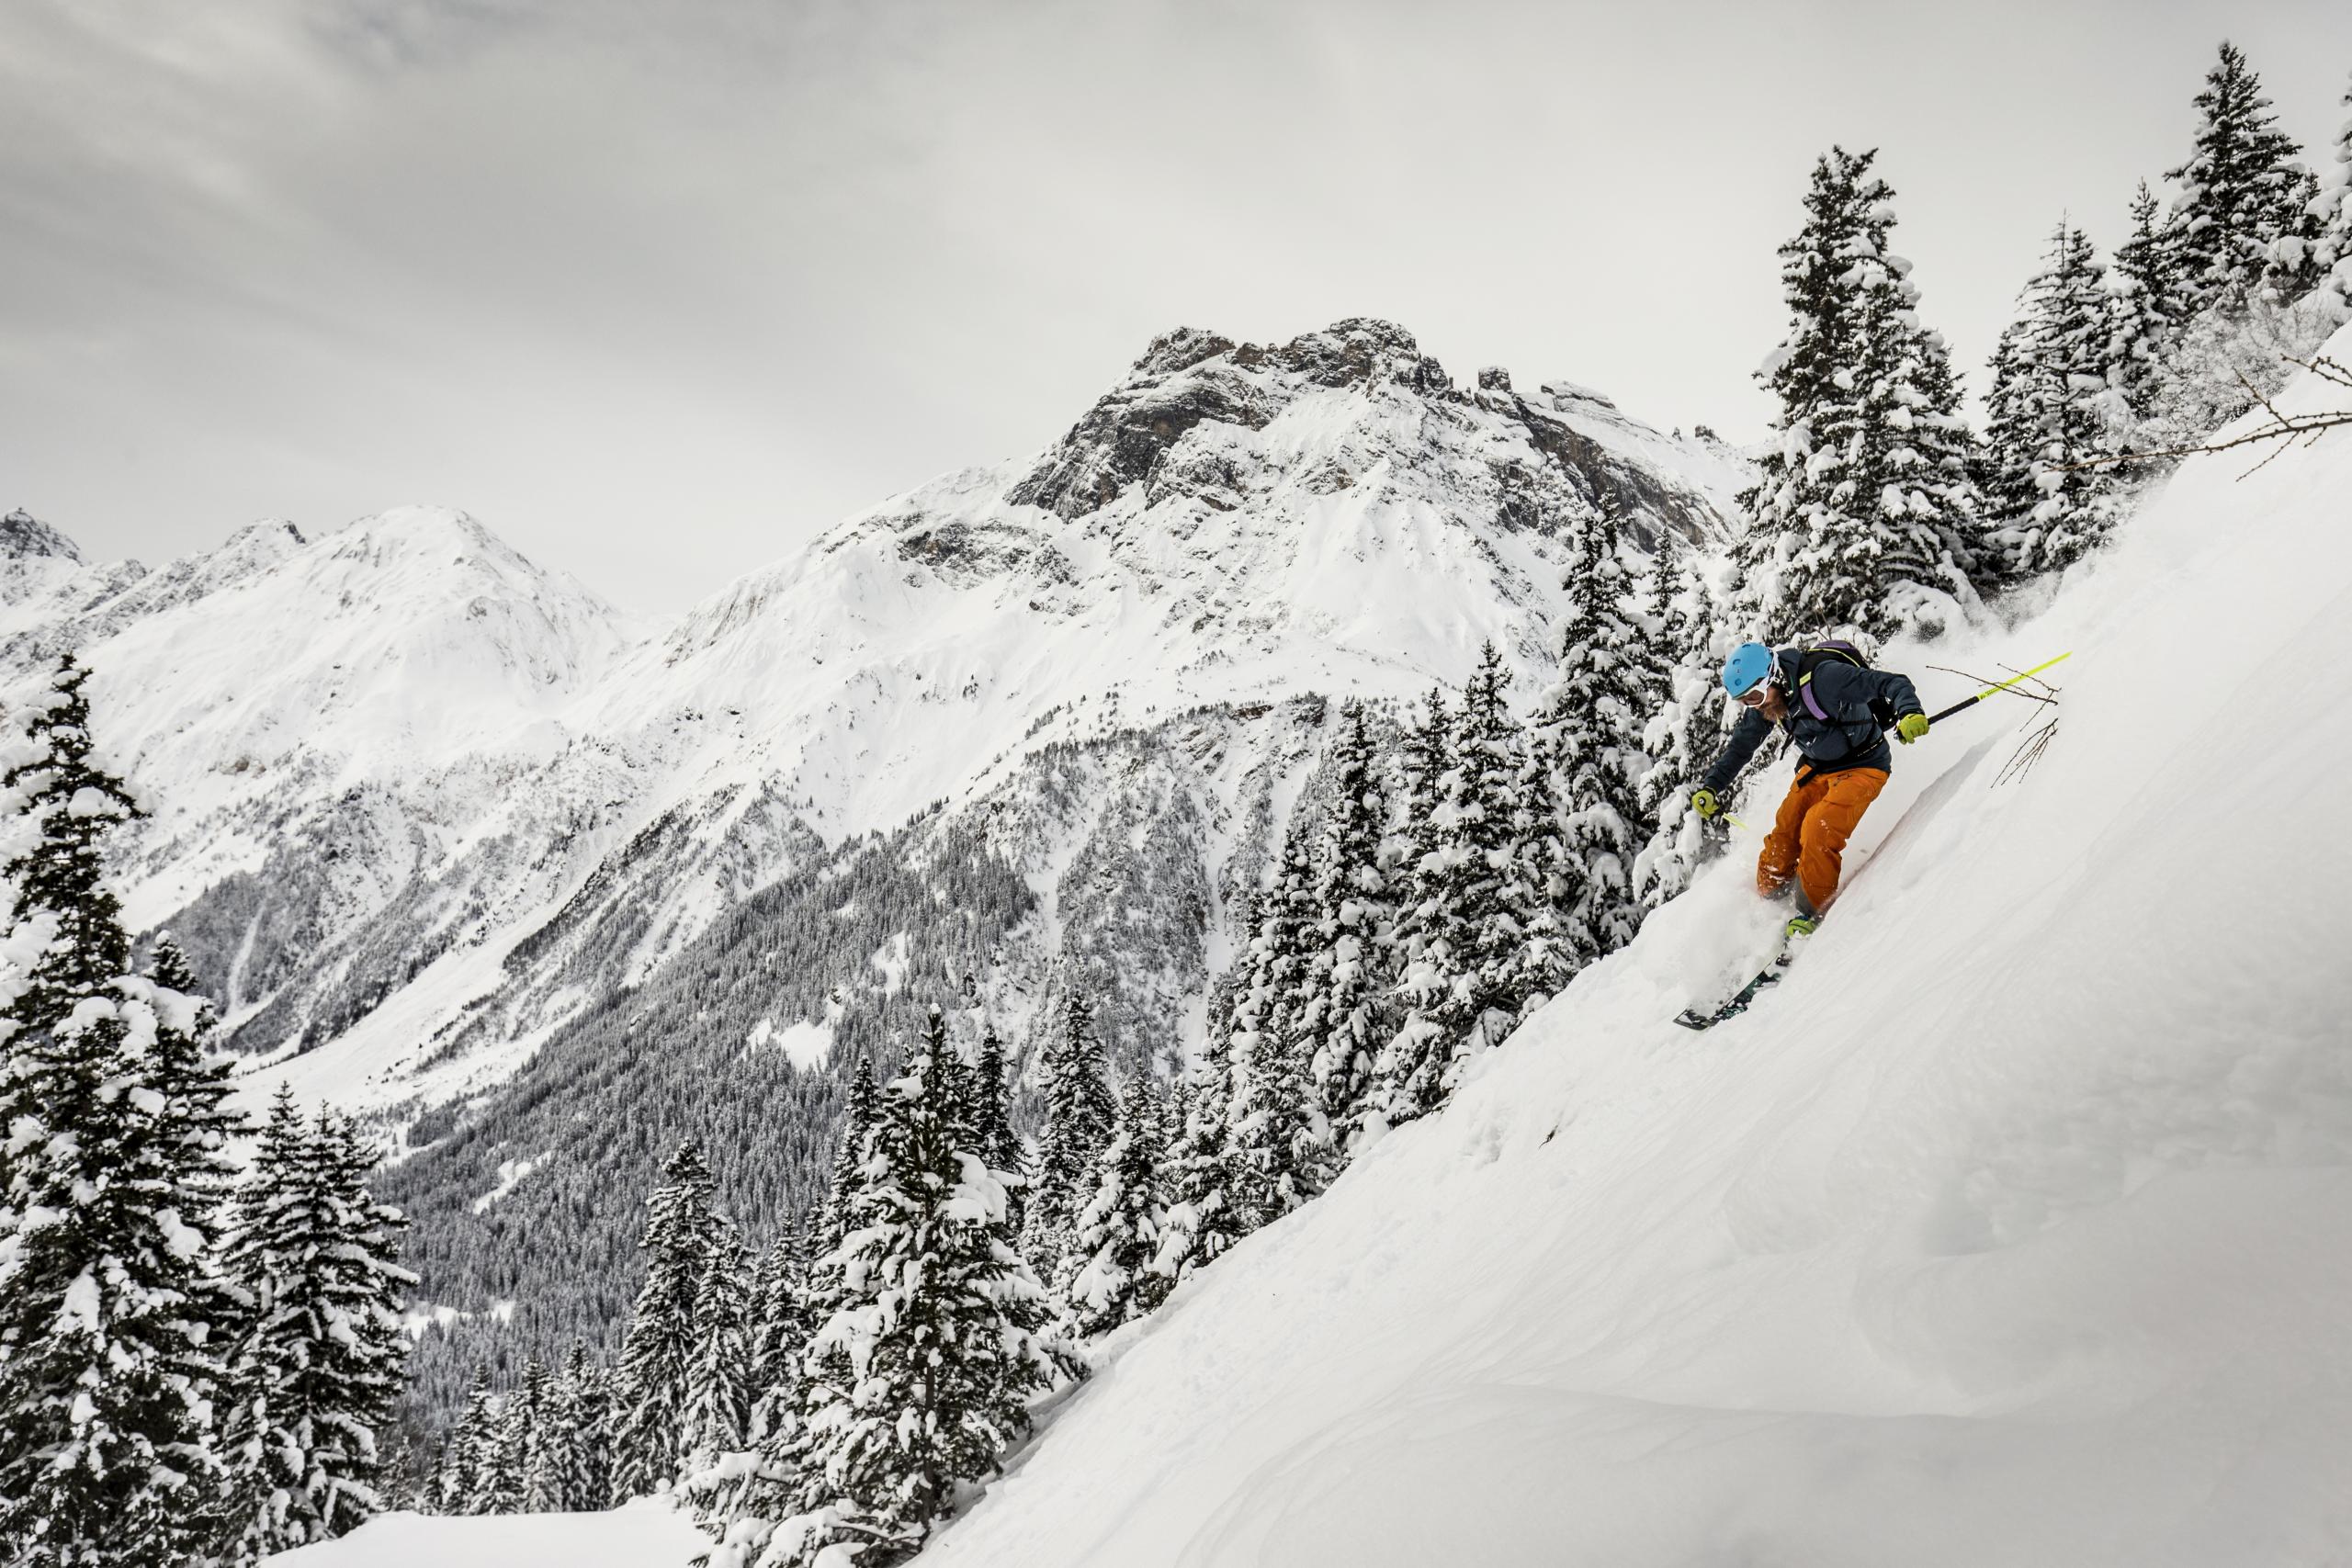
[2049, 353, 2352, 474]
[1925, 663, 2059, 706]
[1995, 708, 2063, 786]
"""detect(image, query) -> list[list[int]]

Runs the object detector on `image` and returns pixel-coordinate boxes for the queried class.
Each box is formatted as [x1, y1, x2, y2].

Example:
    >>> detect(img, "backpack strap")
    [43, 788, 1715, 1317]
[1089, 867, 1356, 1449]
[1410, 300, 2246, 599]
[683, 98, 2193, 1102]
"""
[1794, 642, 1865, 724]
[1798, 669, 1834, 723]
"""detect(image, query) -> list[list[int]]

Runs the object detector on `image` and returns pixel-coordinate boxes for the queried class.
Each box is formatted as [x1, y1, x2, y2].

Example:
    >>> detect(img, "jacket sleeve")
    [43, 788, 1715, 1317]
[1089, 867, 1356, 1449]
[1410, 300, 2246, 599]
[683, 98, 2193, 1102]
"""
[1863, 665, 1924, 722]
[1815, 661, 1924, 725]
[1700, 707, 1772, 795]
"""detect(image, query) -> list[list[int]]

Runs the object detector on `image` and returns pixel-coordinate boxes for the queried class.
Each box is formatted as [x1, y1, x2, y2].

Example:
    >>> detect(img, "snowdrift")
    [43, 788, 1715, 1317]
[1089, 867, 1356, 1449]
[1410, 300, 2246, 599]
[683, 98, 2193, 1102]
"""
[893, 348, 2352, 1563]
[262, 1505, 709, 1568]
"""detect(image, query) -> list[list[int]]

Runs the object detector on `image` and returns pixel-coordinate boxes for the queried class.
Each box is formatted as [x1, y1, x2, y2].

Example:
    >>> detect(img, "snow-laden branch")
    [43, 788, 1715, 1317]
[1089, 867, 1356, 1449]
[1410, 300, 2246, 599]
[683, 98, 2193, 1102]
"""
[2057, 353, 2352, 476]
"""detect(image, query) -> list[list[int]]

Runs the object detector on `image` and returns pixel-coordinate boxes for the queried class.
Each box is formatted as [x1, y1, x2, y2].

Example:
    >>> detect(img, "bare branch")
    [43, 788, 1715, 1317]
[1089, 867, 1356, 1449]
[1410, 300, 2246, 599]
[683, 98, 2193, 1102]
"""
[1925, 664, 2059, 706]
[2049, 352, 2352, 476]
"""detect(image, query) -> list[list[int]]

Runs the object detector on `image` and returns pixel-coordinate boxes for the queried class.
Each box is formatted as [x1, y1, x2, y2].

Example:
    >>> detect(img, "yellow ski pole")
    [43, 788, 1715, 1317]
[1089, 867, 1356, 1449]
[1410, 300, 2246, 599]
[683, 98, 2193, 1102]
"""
[1923, 650, 2073, 726]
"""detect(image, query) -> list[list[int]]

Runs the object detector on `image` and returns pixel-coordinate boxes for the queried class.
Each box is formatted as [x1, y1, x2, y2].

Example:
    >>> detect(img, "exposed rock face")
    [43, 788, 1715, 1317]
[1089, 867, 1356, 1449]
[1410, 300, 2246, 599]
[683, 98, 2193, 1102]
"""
[0, 508, 82, 561]
[1005, 318, 1736, 556]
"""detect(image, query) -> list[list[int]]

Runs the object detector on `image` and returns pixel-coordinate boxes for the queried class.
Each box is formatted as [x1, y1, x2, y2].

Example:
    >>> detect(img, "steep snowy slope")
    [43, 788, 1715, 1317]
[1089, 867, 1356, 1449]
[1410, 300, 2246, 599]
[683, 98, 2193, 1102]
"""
[61, 506, 646, 1070]
[896, 344, 2352, 1564]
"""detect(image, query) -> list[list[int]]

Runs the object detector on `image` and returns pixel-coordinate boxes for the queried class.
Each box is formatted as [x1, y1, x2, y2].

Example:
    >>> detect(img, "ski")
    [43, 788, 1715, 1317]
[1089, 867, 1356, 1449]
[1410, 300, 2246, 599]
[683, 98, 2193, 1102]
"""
[1674, 933, 1812, 1031]
[1673, 958, 1785, 1031]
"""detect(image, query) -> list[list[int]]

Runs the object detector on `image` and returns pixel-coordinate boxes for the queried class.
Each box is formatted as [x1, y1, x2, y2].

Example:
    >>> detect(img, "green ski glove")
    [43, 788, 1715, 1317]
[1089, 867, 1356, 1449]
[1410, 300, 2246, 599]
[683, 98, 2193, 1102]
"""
[1895, 713, 1929, 745]
[1690, 788, 1721, 819]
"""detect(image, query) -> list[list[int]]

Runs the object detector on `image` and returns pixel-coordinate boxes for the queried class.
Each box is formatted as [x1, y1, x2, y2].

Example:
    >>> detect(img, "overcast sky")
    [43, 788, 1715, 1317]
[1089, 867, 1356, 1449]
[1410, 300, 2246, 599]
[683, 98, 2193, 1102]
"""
[5, 1, 2349, 612]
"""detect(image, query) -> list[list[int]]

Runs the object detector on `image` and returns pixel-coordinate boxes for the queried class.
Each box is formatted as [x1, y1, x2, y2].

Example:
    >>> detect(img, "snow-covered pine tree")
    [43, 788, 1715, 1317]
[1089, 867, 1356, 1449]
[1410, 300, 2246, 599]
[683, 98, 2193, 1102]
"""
[779, 1022, 1078, 1565]
[549, 1340, 613, 1511]
[1539, 495, 1650, 960]
[215, 1090, 414, 1560]
[970, 1022, 1028, 1235]
[2303, 71, 2352, 322]
[815, 1059, 878, 1258]
[1508, 724, 1576, 1004]
[1065, 1076, 1170, 1338]
[2105, 180, 2188, 432]
[1981, 220, 2121, 578]
[2165, 41, 2310, 312]
[686, 1223, 756, 1470]
[1149, 1061, 1244, 1289]
[612, 1140, 723, 1500]
[512, 1355, 557, 1514]
[1023, 989, 1116, 1273]
[1297, 700, 1394, 1156]
[1637, 536, 1689, 716]
[1372, 645, 1530, 1129]
[1630, 545, 1730, 912]
[1388, 687, 1453, 928]
[746, 1224, 810, 1446]
[435, 1376, 499, 1515]
[0, 657, 240, 1568]
[477, 1389, 525, 1515]
[141, 935, 243, 1235]
[926, 1007, 978, 1149]
[1737, 147, 1980, 640]
[1224, 820, 1324, 1230]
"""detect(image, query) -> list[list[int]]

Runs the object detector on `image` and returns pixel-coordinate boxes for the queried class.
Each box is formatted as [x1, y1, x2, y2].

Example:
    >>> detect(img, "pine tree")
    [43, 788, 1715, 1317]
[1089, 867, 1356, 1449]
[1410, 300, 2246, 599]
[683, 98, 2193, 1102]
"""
[1637, 537, 1689, 716]
[512, 1355, 558, 1513]
[970, 1023, 1028, 1235]
[1149, 1064, 1244, 1288]
[1540, 495, 1650, 959]
[1223, 821, 1323, 1229]
[746, 1225, 811, 1446]
[1981, 220, 2121, 578]
[215, 1091, 414, 1559]
[815, 1060, 878, 1258]
[550, 1341, 613, 1511]
[1737, 147, 1980, 640]
[2165, 41, 2309, 311]
[1023, 989, 1115, 1272]
[2303, 71, 2352, 322]
[1630, 548, 1729, 912]
[612, 1141, 722, 1499]
[1064, 1077, 1170, 1338]
[143, 936, 242, 1230]
[0, 657, 239, 1568]
[477, 1389, 525, 1515]
[1372, 646, 1532, 1129]
[435, 1377, 499, 1515]
[1508, 725, 1576, 1001]
[2105, 181, 2188, 430]
[1297, 701, 1394, 1153]
[685, 1222, 756, 1466]
[779, 1022, 1078, 1564]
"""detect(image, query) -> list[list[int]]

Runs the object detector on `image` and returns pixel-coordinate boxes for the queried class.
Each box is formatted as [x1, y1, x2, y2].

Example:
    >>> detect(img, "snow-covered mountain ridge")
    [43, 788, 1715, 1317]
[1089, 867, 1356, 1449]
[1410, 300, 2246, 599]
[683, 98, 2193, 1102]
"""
[16, 320, 1739, 1112]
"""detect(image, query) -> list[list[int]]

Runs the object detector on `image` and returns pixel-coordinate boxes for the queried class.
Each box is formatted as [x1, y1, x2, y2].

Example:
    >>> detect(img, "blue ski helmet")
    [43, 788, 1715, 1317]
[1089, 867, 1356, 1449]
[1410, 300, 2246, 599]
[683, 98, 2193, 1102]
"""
[1720, 641, 1777, 698]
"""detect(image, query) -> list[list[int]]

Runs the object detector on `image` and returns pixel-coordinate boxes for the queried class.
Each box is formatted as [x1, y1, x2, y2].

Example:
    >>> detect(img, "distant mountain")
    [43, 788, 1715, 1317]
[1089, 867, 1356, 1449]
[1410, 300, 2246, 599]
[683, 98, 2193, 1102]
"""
[18, 320, 1753, 1397]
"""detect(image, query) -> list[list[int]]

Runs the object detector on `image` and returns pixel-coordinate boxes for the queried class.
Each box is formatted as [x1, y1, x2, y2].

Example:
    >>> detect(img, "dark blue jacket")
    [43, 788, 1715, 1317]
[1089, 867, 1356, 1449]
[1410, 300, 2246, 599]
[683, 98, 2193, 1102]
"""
[1700, 649, 1924, 795]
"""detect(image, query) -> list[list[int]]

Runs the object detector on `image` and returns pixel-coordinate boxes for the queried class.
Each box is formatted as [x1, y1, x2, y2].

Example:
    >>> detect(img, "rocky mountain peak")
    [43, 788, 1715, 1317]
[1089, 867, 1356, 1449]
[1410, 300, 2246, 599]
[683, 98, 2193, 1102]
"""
[0, 508, 84, 563]
[1007, 318, 1457, 521]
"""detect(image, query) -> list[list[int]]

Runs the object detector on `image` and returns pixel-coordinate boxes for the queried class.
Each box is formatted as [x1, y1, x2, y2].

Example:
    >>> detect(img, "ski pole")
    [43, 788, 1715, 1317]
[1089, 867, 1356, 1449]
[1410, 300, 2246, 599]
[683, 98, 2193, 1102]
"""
[1921, 650, 2073, 727]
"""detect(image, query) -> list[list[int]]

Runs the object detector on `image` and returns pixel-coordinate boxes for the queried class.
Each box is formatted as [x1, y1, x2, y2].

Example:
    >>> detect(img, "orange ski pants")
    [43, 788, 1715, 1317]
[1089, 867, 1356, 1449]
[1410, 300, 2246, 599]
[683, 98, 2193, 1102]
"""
[1757, 766, 1888, 915]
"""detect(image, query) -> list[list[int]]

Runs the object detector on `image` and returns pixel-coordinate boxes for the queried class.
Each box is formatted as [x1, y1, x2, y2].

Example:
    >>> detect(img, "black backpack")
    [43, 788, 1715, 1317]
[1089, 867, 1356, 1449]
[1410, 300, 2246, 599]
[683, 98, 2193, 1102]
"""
[1792, 639, 1894, 731]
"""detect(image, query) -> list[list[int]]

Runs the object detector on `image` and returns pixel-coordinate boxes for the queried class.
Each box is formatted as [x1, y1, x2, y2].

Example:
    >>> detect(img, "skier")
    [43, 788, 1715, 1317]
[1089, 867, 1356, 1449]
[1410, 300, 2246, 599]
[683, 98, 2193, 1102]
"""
[1689, 640, 1928, 936]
